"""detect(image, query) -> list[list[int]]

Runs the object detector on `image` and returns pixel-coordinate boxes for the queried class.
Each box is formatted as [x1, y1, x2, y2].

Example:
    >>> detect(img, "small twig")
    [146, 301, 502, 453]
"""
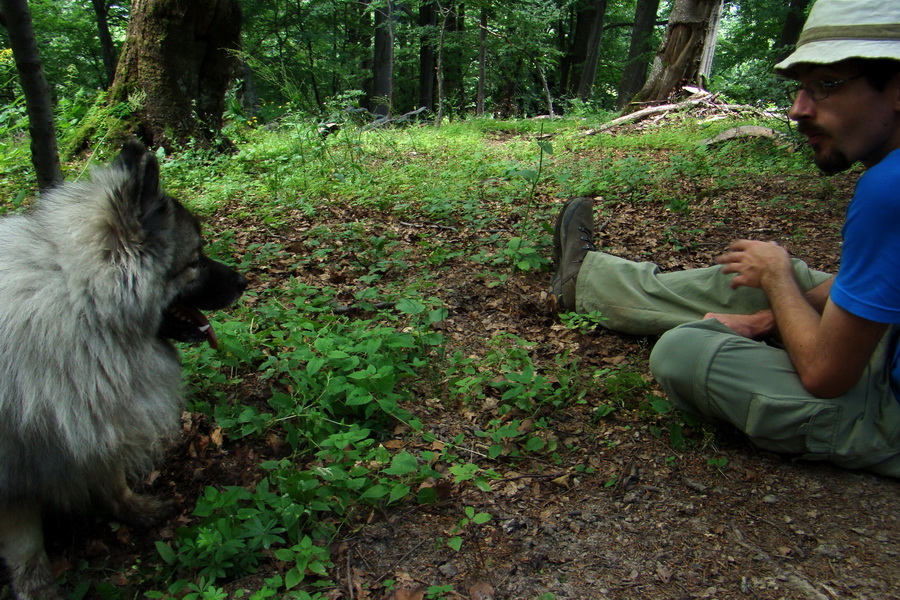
[347, 546, 355, 600]
[332, 301, 397, 315]
[499, 471, 567, 482]
[371, 537, 430, 584]
[399, 220, 459, 232]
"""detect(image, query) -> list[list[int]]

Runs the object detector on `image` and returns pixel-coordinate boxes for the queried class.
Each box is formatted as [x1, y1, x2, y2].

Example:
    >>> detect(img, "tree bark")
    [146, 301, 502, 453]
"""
[777, 0, 812, 61]
[575, 0, 608, 100]
[697, 0, 723, 86]
[91, 0, 117, 88]
[560, 1, 595, 96]
[0, 0, 62, 191]
[623, 0, 720, 113]
[476, 7, 487, 116]
[418, 1, 437, 111]
[434, 2, 450, 125]
[372, 0, 395, 117]
[616, 0, 661, 109]
[109, 0, 242, 150]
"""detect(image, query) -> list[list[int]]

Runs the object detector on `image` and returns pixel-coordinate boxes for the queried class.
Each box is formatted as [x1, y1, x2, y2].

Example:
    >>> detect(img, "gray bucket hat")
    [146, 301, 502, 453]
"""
[775, 0, 900, 76]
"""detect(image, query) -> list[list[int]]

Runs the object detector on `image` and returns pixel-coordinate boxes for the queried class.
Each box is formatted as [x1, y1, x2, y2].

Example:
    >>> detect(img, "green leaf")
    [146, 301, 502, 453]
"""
[306, 357, 325, 374]
[389, 483, 411, 503]
[472, 512, 492, 525]
[447, 536, 463, 552]
[473, 476, 493, 492]
[396, 298, 426, 315]
[155, 541, 176, 565]
[525, 436, 546, 452]
[383, 451, 419, 475]
[648, 395, 672, 415]
[417, 487, 438, 504]
[274, 548, 296, 561]
[360, 483, 391, 501]
[427, 307, 448, 324]
[285, 566, 304, 590]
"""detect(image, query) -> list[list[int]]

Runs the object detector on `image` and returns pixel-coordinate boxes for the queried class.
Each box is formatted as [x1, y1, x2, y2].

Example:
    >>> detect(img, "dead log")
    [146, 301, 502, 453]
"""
[583, 92, 716, 135]
[699, 125, 790, 147]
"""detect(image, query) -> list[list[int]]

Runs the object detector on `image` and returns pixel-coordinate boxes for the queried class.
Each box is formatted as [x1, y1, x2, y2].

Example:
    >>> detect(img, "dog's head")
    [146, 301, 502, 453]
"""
[109, 141, 247, 348]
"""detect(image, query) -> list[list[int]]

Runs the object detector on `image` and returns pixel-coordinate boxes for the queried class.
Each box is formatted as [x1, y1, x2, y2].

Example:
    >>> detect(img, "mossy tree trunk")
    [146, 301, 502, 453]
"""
[108, 0, 242, 151]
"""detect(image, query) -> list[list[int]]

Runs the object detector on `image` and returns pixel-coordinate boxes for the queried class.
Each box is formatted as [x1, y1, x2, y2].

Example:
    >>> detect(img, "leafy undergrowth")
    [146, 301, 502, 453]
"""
[21, 111, 900, 600]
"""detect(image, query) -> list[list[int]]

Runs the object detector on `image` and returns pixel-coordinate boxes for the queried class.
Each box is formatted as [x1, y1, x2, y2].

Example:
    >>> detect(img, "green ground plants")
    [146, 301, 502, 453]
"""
[0, 103, 834, 598]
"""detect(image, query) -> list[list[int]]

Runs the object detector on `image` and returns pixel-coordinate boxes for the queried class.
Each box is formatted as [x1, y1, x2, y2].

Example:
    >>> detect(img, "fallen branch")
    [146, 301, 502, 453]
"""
[584, 92, 783, 135]
[584, 92, 717, 135]
[699, 125, 791, 147]
[361, 106, 428, 131]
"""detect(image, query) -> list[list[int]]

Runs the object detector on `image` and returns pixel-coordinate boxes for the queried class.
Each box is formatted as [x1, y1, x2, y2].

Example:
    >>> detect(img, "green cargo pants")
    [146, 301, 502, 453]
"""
[575, 252, 900, 477]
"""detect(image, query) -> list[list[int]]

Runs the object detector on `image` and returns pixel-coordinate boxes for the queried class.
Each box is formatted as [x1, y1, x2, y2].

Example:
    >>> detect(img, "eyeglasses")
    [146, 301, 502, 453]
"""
[789, 75, 864, 101]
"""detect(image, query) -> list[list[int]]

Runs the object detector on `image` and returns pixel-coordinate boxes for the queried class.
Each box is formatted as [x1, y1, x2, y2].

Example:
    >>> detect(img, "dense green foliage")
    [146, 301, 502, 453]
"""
[1, 0, 803, 133]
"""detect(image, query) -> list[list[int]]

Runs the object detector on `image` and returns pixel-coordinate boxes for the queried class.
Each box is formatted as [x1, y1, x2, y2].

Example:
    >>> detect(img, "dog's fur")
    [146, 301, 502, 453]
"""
[0, 141, 246, 599]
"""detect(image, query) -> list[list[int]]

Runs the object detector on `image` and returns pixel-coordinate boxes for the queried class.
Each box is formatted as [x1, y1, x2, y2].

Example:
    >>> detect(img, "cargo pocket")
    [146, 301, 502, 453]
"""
[744, 394, 841, 458]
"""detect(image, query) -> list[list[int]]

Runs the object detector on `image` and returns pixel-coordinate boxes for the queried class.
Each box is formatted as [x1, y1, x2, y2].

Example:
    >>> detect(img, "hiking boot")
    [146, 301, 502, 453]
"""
[550, 197, 596, 311]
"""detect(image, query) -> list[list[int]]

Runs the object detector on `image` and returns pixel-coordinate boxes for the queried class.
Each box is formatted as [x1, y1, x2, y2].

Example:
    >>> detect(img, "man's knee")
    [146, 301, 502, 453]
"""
[649, 325, 702, 411]
[650, 319, 739, 417]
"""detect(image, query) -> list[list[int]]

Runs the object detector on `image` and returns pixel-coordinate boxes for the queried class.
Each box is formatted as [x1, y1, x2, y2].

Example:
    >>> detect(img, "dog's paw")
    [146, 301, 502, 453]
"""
[10, 583, 66, 600]
[8, 557, 66, 600]
[110, 493, 176, 529]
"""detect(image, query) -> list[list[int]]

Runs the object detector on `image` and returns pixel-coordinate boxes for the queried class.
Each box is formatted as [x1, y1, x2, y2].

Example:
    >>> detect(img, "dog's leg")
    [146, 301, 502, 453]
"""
[103, 469, 175, 529]
[0, 503, 64, 600]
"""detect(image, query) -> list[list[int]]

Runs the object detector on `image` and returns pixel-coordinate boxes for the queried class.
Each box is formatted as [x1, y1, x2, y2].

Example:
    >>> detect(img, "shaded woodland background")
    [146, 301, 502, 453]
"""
[1, 0, 809, 161]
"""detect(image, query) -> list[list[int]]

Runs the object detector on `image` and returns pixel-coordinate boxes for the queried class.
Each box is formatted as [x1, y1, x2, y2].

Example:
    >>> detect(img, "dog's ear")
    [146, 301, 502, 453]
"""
[114, 140, 171, 234]
[115, 140, 161, 206]
[103, 141, 173, 263]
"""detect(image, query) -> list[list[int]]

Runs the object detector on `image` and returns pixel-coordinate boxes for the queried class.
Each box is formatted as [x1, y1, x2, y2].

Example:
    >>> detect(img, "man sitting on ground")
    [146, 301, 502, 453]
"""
[551, 0, 900, 477]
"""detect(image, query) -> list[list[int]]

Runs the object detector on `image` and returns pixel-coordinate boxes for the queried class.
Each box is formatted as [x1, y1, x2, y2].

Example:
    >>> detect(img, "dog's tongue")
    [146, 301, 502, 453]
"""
[180, 305, 219, 349]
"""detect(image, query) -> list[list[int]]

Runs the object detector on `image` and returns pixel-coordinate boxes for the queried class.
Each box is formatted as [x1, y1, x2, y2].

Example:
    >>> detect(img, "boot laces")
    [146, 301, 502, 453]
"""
[578, 226, 597, 257]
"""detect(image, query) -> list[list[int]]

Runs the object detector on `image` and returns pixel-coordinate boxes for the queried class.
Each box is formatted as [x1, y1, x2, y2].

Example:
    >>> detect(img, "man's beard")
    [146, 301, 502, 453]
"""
[815, 149, 852, 175]
[799, 123, 853, 175]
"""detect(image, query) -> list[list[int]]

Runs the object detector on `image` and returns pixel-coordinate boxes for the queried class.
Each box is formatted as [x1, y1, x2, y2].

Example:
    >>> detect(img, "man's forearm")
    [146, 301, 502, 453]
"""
[803, 277, 834, 313]
[765, 271, 830, 386]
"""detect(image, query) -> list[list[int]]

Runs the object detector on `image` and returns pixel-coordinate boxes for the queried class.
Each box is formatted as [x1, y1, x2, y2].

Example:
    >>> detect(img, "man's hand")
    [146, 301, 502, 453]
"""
[716, 239, 794, 290]
[713, 241, 884, 398]
[704, 309, 776, 339]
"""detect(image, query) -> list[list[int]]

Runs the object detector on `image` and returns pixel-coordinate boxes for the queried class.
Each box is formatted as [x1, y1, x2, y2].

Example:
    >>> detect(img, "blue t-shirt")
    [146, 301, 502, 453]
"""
[830, 148, 900, 398]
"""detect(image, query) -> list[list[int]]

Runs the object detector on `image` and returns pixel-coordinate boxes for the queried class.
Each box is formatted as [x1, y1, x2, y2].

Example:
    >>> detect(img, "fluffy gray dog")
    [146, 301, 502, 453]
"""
[0, 141, 246, 599]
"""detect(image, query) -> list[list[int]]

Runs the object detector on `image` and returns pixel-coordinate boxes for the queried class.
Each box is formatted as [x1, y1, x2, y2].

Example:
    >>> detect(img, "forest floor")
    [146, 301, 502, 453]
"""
[44, 119, 900, 600]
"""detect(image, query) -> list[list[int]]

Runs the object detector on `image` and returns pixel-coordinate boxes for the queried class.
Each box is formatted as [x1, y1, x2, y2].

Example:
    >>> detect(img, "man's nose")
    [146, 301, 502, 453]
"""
[788, 88, 816, 121]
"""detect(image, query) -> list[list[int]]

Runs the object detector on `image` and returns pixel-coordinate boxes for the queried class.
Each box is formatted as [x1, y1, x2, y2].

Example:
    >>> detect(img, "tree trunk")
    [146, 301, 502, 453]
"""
[109, 0, 242, 151]
[777, 0, 812, 61]
[575, 0, 608, 100]
[476, 7, 487, 116]
[560, 2, 595, 96]
[372, 0, 395, 117]
[91, 0, 117, 88]
[697, 0, 723, 86]
[444, 2, 465, 114]
[537, 64, 554, 116]
[418, 1, 437, 111]
[0, 0, 62, 191]
[434, 2, 450, 125]
[616, 0, 661, 109]
[623, 0, 719, 113]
